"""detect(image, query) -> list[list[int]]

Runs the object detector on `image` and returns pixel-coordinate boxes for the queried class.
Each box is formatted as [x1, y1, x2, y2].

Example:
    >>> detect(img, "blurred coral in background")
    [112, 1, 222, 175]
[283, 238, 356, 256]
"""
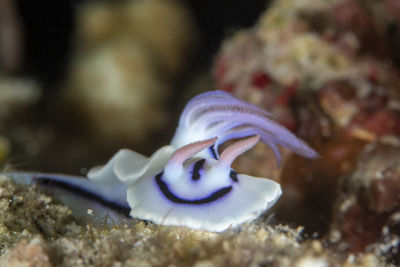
[214, 0, 400, 258]
[65, 0, 198, 147]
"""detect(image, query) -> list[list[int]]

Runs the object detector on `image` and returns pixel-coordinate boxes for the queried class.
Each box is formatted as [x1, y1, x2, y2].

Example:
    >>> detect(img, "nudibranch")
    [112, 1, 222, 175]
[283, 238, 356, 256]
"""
[8, 90, 318, 232]
[86, 90, 318, 231]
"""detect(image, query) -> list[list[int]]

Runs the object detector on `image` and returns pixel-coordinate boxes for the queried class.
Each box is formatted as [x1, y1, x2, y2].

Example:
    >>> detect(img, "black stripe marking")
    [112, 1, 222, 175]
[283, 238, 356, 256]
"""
[155, 172, 232, 205]
[229, 170, 239, 182]
[34, 177, 131, 216]
[209, 145, 218, 159]
[191, 159, 205, 181]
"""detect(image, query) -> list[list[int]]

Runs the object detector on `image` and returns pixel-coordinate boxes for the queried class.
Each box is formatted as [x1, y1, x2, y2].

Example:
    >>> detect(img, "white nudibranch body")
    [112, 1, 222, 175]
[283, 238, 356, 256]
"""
[9, 90, 317, 232]
[86, 90, 318, 231]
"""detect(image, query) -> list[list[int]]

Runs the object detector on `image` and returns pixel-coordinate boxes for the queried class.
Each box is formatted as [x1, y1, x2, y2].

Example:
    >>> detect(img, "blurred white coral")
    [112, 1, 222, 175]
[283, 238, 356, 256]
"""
[67, 39, 168, 144]
[75, 0, 197, 76]
[123, 0, 198, 76]
[0, 76, 40, 120]
[66, 0, 198, 145]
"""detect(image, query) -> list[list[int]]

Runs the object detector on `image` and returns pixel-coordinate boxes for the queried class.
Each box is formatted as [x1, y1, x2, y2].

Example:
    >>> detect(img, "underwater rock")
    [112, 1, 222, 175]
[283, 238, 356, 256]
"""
[213, 0, 400, 143]
[215, 0, 400, 92]
[213, 0, 400, 240]
[331, 139, 400, 254]
[318, 80, 359, 128]
[331, 0, 388, 58]
[318, 79, 400, 141]
[214, 0, 400, 94]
